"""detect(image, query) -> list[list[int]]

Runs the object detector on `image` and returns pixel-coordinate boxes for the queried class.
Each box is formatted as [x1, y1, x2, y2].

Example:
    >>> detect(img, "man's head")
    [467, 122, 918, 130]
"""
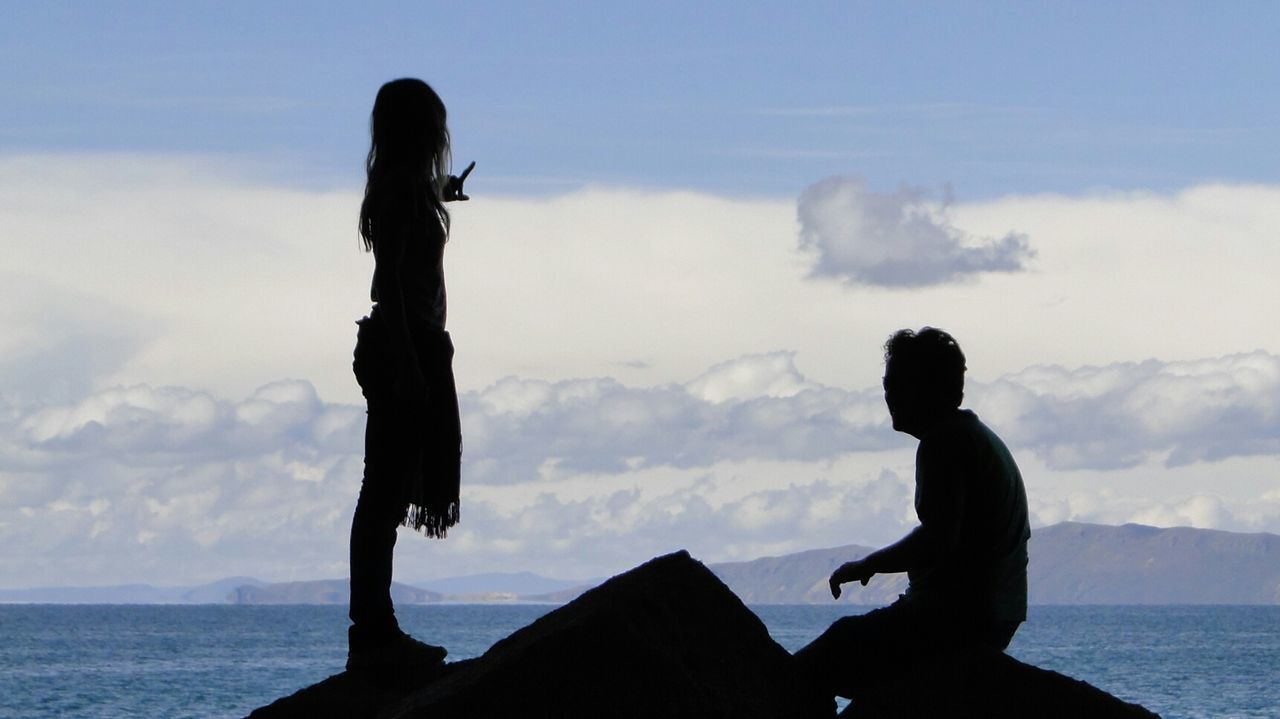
[882, 327, 966, 438]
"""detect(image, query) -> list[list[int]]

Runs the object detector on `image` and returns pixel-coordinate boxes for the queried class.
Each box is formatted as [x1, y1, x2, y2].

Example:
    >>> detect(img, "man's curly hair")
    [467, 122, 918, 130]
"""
[884, 327, 967, 408]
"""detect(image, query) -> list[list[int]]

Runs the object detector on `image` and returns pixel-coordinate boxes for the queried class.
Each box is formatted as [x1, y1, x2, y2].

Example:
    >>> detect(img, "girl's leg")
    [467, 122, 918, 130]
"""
[349, 399, 409, 651]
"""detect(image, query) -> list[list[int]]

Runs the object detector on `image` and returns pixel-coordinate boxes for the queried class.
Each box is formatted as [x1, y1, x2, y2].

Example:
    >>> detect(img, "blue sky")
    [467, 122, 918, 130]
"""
[2, 3, 1279, 588]
[6, 2, 1280, 196]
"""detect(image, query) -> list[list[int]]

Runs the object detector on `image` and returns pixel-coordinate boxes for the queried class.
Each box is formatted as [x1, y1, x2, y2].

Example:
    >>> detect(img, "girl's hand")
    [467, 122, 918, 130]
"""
[443, 161, 475, 202]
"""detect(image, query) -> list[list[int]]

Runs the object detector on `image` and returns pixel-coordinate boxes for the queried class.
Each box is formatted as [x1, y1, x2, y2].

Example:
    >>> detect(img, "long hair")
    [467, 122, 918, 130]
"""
[359, 78, 451, 252]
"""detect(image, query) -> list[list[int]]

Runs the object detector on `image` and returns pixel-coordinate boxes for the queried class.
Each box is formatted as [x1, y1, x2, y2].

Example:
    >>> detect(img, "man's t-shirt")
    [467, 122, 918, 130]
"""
[904, 409, 1030, 624]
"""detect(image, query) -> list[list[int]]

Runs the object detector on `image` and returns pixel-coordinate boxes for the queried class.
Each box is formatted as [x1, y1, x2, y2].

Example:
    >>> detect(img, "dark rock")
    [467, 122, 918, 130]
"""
[247, 550, 1162, 719]
[393, 550, 820, 718]
[841, 649, 1161, 718]
[247, 670, 428, 719]
[248, 550, 822, 719]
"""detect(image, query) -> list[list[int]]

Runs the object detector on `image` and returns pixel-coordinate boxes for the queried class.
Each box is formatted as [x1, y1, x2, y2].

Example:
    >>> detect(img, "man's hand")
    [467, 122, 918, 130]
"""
[828, 558, 875, 599]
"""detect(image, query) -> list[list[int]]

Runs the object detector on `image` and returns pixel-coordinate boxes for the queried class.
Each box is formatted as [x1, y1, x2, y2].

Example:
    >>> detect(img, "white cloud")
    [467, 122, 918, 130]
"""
[460, 369, 892, 482]
[5, 154, 1280, 406]
[463, 351, 1280, 482]
[2, 347, 1279, 586]
[687, 352, 815, 403]
[4, 153, 1280, 586]
[978, 352, 1280, 469]
[1128, 495, 1229, 529]
[797, 176, 1034, 287]
[0, 273, 151, 404]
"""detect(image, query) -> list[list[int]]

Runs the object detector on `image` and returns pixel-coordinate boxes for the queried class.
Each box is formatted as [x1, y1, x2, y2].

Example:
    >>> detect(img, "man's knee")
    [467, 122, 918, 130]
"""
[797, 615, 867, 661]
[795, 608, 917, 696]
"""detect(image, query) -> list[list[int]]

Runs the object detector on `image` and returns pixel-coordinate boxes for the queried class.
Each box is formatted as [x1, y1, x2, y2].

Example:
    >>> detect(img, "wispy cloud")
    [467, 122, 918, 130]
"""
[754, 102, 1045, 120]
[710, 147, 887, 161]
[113, 95, 309, 115]
[753, 105, 879, 118]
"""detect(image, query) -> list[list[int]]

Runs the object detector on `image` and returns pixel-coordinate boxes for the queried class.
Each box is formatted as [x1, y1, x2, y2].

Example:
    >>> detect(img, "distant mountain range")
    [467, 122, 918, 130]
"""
[710, 522, 1280, 605]
[228, 580, 442, 605]
[4, 523, 1277, 605]
[413, 571, 589, 598]
[220, 573, 589, 605]
[1025, 521, 1280, 604]
[0, 576, 266, 605]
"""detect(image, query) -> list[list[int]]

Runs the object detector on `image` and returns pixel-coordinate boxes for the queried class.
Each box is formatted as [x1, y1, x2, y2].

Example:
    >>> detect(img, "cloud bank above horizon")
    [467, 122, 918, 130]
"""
[3, 349, 1278, 588]
[2, 153, 1278, 586]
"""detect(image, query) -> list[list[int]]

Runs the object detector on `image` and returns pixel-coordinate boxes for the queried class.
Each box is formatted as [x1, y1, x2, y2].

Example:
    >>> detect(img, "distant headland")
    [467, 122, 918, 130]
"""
[5, 522, 1277, 606]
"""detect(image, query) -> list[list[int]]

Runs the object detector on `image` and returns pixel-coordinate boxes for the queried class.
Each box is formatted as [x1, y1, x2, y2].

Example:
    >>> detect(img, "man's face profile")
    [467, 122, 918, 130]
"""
[882, 367, 913, 434]
[883, 363, 936, 438]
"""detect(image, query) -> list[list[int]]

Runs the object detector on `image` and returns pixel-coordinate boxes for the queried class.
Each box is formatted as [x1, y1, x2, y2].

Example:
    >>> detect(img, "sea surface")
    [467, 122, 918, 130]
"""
[1, 604, 1276, 718]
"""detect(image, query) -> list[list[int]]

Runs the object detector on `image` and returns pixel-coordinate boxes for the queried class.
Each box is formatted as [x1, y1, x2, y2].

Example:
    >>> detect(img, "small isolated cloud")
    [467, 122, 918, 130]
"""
[686, 352, 815, 404]
[797, 176, 1034, 287]
[1129, 495, 1229, 530]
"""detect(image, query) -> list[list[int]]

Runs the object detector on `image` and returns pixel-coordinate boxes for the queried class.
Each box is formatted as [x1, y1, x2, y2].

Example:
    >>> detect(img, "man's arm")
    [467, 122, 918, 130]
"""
[824, 455, 962, 596]
[829, 526, 932, 599]
[830, 436, 969, 598]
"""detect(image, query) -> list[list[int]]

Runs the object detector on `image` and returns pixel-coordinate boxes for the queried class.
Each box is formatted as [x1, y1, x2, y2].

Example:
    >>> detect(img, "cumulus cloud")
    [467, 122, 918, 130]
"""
[4, 351, 1277, 494]
[0, 381, 367, 587]
[0, 369, 913, 585]
[462, 351, 1280, 481]
[462, 356, 893, 482]
[6, 154, 1280, 587]
[1023, 483, 1280, 536]
[797, 176, 1034, 287]
[979, 351, 1280, 470]
[440, 469, 916, 580]
[3, 348, 1279, 586]
[11, 380, 361, 463]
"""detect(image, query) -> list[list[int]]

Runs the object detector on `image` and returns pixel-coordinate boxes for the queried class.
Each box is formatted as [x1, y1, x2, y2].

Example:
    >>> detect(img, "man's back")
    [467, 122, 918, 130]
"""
[906, 409, 1030, 624]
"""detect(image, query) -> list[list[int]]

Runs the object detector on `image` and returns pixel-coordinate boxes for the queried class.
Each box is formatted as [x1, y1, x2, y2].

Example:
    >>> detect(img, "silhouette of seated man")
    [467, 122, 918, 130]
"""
[795, 327, 1030, 704]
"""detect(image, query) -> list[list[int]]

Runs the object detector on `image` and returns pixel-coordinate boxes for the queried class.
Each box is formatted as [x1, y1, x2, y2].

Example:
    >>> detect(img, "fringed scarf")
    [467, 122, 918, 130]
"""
[354, 310, 461, 538]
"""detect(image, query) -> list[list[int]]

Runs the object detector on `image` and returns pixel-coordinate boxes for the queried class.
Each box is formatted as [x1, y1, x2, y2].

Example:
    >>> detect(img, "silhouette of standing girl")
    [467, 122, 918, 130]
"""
[347, 78, 471, 674]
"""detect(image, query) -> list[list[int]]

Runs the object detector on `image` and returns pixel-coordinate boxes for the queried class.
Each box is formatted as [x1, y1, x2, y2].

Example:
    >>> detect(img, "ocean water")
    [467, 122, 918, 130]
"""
[1, 604, 1275, 718]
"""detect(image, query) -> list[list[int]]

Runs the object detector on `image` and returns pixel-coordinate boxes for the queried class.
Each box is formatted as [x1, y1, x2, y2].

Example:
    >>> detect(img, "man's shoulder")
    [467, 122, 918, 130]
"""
[944, 409, 1011, 446]
[920, 410, 979, 449]
[919, 409, 1016, 468]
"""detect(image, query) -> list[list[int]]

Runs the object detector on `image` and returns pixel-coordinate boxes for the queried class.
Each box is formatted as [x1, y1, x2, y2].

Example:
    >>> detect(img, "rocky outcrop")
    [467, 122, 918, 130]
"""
[247, 550, 1160, 719]
[840, 649, 1160, 718]
[249, 550, 820, 718]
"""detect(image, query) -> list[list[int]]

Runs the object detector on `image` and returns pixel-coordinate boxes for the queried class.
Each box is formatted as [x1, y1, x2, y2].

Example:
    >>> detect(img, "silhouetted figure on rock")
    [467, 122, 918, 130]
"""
[347, 78, 473, 677]
[796, 328, 1031, 708]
